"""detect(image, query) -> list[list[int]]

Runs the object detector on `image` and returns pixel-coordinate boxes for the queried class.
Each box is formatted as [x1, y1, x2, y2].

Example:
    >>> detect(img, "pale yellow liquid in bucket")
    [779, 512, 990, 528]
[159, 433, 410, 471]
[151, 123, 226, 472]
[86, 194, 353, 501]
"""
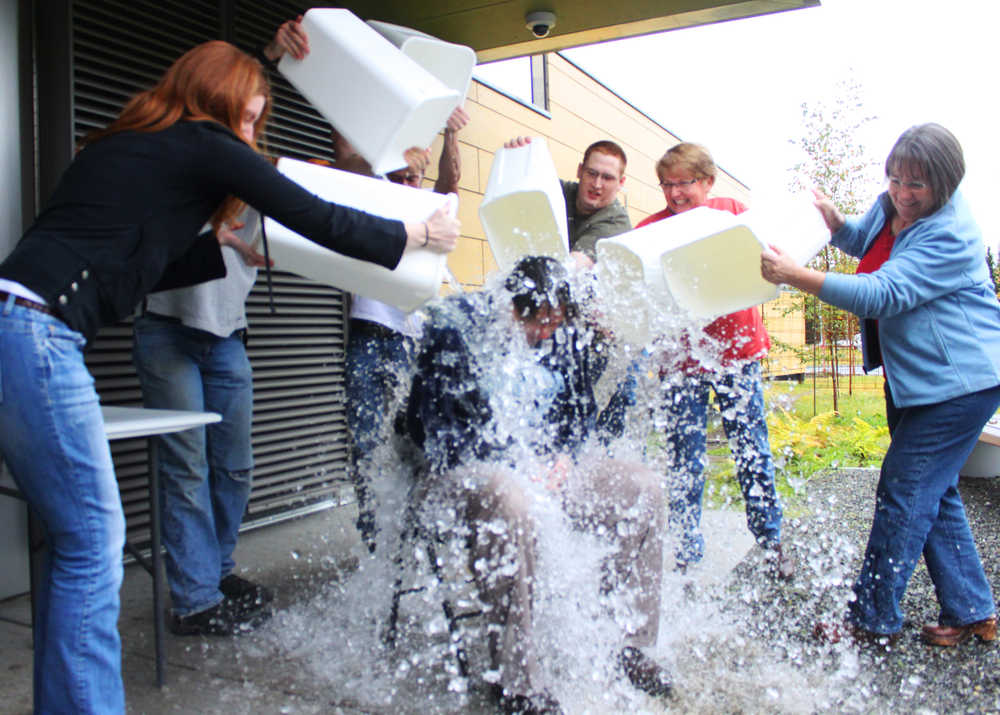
[480, 190, 569, 271]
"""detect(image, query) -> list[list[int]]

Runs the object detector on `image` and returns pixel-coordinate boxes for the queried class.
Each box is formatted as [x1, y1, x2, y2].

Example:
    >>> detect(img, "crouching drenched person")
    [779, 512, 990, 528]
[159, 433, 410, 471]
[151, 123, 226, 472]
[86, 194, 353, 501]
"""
[406, 256, 672, 714]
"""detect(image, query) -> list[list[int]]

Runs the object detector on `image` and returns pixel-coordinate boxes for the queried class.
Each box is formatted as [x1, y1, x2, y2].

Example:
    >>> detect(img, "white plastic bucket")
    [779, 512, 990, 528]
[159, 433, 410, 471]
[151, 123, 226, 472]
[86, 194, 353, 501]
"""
[278, 9, 461, 176]
[657, 197, 829, 319]
[654, 206, 780, 320]
[594, 234, 678, 345]
[479, 137, 569, 273]
[366, 20, 476, 102]
[263, 157, 455, 312]
[595, 196, 829, 335]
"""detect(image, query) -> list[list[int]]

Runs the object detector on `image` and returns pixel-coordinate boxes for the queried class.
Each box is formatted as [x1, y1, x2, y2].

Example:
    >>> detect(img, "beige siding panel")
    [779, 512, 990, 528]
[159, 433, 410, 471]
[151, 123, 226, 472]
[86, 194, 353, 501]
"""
[761, 292, 807, 377]
[475, 147, 493, 194]
[459, 98, 540, 159]
[455, 141, 481, 193]
[448, 237, 487, 286]
[548, 60, 673, 165]
[423, 135, 480, 194]
[474, 83, 555, 136]
[483, 240, 499, 278]
[456, 189, 485, 240]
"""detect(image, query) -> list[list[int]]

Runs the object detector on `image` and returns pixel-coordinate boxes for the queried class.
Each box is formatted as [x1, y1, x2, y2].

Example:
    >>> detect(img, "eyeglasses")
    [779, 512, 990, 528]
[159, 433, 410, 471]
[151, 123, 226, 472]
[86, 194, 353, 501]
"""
[888, 176, 928, 191]
[582, 168, 621, 183]
[388, 172, 422, 185]
[659, 178, 699, 189]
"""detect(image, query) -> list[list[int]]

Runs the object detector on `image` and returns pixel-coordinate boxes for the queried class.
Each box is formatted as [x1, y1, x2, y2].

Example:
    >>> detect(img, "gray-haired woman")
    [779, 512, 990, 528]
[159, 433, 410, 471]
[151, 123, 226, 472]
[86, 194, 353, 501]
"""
[762, 123, 1000, 647]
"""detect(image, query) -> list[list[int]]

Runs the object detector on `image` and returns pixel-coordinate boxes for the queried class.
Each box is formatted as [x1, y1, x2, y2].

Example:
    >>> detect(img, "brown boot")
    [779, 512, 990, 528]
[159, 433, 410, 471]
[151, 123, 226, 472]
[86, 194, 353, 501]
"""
[921, 616, 997, 647]
[813, 621, 899, 650]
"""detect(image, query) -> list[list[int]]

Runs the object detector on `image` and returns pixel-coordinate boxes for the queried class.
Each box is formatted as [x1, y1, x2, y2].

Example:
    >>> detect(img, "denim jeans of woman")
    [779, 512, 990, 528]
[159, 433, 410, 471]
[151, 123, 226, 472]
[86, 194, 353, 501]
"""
[345, 329, 413, 549]
[0, 297, 126, 714]
[660, 360, 782, 566]
[133, 314, 254, 616]
[849, 382, 1000, 634]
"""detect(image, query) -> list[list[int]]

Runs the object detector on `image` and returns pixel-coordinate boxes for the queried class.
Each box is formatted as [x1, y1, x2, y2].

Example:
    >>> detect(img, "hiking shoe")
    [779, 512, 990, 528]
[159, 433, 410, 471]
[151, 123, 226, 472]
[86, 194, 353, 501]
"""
[220, 573, 274, 610]
[921, 616, 997, 646]
[169, 597, 270, 636]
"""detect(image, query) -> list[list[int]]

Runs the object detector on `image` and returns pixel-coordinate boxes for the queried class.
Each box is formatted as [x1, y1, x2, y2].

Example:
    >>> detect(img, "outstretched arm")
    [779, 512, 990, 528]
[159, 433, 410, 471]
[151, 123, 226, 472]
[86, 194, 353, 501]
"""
[760, 244, 825, 295]
[433, 106, 470, 195]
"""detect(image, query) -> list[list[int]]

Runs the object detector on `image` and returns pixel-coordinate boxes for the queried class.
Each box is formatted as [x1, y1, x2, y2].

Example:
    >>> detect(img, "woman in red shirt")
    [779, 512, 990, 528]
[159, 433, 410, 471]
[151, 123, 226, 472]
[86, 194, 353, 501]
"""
[638, 142, 791, 579]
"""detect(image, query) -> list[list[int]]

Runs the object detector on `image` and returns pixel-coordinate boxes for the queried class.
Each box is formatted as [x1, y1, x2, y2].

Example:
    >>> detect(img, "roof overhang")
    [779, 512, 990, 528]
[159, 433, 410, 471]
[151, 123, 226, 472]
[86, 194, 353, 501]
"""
[336, 0, 820, 62]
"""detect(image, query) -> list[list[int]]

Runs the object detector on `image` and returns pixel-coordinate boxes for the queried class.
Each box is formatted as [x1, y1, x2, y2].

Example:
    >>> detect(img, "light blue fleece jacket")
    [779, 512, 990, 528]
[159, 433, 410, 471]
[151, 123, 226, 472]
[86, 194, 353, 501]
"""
[819, 190, 1000, 408]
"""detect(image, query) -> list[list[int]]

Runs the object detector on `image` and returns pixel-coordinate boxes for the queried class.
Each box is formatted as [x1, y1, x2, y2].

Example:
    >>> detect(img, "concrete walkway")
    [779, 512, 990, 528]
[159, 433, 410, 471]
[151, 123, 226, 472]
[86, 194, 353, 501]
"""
[0, 502, 754, 714]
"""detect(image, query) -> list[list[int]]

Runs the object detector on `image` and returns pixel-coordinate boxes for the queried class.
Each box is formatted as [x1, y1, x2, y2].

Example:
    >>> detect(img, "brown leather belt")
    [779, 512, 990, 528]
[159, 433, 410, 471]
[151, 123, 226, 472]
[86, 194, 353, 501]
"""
[0, 290, 59, 318]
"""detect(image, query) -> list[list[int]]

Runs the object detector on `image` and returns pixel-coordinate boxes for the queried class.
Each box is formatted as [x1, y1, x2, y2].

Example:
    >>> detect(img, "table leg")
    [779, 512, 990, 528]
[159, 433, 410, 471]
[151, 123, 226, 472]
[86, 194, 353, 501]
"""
[148, 440, 166, 687]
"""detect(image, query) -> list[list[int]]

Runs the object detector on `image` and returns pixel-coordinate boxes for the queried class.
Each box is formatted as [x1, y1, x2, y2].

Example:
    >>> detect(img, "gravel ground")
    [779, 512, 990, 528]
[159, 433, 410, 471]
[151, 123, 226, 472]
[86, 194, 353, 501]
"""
[681, 468, 1000, 714]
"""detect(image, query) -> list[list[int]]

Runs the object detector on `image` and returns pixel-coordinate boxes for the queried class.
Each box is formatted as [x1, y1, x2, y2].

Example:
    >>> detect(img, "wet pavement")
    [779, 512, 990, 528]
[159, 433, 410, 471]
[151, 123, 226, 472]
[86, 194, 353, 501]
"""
[2, 468, 999, 713]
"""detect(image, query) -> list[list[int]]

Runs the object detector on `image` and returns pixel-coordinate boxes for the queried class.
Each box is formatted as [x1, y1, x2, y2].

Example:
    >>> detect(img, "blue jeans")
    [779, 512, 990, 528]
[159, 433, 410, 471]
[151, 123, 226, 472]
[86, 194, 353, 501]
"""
[660, 360, 782, 565]
[345, 327, 413, 545]
[0, 297, 125, 714]
[133, 315, 254, 616]
[849, 382, 1000, 634]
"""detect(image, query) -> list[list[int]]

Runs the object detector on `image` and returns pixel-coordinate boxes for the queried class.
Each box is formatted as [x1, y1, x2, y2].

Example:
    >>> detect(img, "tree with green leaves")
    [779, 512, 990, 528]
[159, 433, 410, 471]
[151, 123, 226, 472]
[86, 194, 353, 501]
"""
[787, 77, 881, 413]
[986, 246, 1000, 297]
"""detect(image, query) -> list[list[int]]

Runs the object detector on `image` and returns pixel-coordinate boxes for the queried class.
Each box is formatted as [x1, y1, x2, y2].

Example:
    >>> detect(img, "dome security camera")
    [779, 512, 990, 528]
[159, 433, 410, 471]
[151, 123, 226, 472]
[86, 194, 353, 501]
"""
[525, 11, 556, 39]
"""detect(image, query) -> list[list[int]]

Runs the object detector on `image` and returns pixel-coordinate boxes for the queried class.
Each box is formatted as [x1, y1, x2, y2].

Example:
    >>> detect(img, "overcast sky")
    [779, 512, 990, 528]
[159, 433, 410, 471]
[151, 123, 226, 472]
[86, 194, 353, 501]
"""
[561, 0, 999, 249]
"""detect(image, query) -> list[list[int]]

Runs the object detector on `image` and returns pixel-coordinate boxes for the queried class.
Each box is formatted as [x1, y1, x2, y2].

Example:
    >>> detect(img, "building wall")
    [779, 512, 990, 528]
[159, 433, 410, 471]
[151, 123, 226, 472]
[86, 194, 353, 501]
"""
[0, 0, 31, 600]
[431, 53, 751, 288]
[1, 0, 22, 258]
[761, 290, 807, 378]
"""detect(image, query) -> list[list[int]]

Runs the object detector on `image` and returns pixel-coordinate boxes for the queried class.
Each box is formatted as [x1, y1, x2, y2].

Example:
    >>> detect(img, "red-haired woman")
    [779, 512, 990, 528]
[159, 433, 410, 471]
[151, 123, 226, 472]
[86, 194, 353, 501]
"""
[0, 40, 458, 714]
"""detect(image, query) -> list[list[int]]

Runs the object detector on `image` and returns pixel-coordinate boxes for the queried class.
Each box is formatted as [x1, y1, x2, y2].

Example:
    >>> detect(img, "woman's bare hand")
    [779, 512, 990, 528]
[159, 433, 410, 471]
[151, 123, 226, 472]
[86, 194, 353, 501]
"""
[761, 243, 824, 295]
[263, 15, 309, 62]
[218, 222, 272, 267]
[812, 189, 846, 234]
[404, 206, 459, 254]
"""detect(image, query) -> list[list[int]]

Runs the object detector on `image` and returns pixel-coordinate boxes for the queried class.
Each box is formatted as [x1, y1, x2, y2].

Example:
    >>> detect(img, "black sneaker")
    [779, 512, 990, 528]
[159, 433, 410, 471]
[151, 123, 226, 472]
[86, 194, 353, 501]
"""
[169, 597, 270, 636]
[220, 573, 274, 611]
[619, 646, 673, 698]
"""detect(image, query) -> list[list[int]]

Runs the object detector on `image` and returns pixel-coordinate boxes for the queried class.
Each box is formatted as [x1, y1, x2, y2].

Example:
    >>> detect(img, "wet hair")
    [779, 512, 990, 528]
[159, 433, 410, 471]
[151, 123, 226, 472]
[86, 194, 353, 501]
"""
[885, 123, 964, 214]
[85, 41, 272, 228]
[656, 142, 716, 182]
[505, 256, 578, 322]
[582, 140, 627, 174]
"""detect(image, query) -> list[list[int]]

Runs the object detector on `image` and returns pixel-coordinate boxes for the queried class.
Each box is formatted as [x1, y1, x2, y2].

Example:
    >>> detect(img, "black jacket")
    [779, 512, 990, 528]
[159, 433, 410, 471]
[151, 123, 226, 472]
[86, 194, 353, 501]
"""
[0, 121, 407, 342]
[407, 293, 609, 474]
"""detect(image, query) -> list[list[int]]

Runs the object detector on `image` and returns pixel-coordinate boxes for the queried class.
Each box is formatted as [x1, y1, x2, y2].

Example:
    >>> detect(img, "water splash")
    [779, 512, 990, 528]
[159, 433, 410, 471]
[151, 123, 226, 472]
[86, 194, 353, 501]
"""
[222, 259, 925, 713]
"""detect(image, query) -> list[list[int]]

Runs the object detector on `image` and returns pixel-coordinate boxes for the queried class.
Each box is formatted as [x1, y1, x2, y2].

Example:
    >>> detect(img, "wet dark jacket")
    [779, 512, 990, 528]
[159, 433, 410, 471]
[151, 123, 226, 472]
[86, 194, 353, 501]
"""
[406, 293, 608, 473]
[0, 121, 406, 342]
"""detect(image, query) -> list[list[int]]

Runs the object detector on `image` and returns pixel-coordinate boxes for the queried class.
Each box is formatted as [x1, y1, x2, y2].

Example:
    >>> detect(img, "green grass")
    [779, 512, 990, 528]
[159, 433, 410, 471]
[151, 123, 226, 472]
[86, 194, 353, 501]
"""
[765, 375, 887, 422]
[696, 375, 890, 512]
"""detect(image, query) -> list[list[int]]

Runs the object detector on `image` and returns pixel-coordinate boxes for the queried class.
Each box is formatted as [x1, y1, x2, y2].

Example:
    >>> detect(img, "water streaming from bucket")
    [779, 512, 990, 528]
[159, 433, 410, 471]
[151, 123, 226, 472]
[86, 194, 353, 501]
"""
[227, 263, 926, 713]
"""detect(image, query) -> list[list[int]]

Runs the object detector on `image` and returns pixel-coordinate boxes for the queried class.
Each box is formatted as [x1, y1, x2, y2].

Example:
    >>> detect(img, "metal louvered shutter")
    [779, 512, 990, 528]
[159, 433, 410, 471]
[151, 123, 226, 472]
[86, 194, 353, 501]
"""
[235, 0, 354, 524]
[72, 0, 353, 548]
